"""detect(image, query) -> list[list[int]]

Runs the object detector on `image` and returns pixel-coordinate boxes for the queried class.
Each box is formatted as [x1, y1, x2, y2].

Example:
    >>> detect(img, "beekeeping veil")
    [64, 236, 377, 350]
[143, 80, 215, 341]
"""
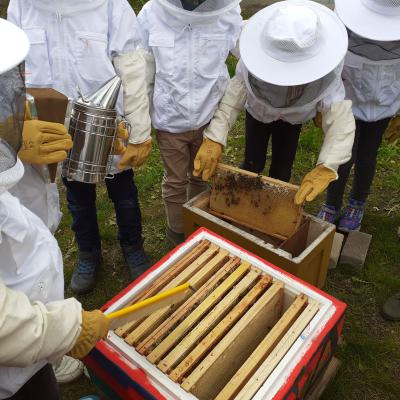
[348, 30, 400, 62]
[247, 62, 343, 109]
[155, 0, 241, 21]
[0, 19, 29, 193]
[239, 0, 348, 87]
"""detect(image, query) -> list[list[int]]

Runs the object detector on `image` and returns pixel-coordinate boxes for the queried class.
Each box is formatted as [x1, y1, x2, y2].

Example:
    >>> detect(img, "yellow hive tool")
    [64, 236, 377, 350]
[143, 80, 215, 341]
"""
[107, 283, 191, 330]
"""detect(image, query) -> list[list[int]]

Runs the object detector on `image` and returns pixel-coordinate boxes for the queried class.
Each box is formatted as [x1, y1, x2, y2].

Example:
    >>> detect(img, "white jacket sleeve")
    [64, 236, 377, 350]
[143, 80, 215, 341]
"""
[113, 48, 155, 144]
[0, 279, 82, 367]
[203, 75, 247, 146]
[317, 100, 356, 172]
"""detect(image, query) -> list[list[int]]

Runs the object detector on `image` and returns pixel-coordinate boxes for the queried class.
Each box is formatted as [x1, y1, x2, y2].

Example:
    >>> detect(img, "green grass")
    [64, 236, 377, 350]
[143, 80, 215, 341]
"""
[1, 1, 400, 398]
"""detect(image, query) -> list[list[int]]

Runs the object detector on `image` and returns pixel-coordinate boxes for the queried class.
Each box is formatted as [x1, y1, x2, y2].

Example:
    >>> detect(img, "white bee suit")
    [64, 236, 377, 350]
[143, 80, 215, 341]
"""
[137, 0, 243, 137]
[0, 160, 82, 399]
[7, 0, 149, 230]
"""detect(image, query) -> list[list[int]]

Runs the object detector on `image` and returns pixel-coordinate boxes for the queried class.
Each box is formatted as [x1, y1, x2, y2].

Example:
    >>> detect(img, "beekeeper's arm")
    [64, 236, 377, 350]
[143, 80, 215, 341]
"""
[194, 62, 248, 181]
[110, 2, 154, 169]
[0, 279, 110, 366]
[295, 80, 355, 204]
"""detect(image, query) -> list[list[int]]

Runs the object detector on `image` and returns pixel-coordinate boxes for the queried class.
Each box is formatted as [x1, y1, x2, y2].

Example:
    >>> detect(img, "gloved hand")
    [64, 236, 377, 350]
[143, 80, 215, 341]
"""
[384, 115, 400, 144]
[111, 122, 129, 155]
[69, 310, 110, 360]
[117, 139, 152, 170]
[193, 138, 223, 181]
[294, 165, 337, 205]
[18, 120, 73, 164]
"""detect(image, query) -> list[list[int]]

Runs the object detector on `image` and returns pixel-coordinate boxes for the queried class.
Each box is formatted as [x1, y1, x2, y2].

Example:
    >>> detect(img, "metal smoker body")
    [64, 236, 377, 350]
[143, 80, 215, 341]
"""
[62, 76, 122, 184]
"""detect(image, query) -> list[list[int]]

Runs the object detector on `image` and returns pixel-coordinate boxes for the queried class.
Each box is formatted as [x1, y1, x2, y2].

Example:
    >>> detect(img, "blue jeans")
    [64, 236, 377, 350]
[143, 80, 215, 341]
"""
[326, 118, 391, 209]
[63, 169, 143, 252]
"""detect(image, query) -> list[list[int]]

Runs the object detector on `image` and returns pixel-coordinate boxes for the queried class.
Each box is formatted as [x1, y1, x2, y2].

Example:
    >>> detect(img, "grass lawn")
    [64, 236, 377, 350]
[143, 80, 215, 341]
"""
[1, 1, 400, 399]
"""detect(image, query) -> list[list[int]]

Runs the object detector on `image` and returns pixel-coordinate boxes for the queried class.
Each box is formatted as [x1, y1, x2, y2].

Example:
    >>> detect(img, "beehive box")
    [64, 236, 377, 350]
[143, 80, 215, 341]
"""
[183, 188, 335, 288]
[85, 229, 345, 400]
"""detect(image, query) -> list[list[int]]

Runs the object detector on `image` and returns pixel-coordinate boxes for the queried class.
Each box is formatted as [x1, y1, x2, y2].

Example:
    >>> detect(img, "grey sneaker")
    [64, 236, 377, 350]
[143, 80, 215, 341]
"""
[70, 250, 101, 295]
[382, 293, 400, 322]
[121, 244, 151, 281]
[53, 356, 84, 384]
[166, 227, 185, 247]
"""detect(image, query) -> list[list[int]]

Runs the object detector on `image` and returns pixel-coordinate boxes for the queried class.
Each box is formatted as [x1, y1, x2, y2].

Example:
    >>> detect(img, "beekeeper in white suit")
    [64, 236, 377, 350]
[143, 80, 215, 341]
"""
[0, 18, 110, 400]
[137, 0, 243, 245]
[7, 0, 153, 296]
[205, 0, 356, 205]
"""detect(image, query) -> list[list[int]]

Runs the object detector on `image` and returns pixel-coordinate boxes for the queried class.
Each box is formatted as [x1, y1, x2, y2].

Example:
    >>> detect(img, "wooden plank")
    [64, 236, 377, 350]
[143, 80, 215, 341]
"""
[123, 244, 220, 343]
[188, 249, 230, 290]
[169, 275, 273, 383]
[115, 240, 210, 337]
[147, 262, 252, 365]
[136, 257, 241, 355]
[215, 294, 308, 400]
[210, 164, 302, 240]
[158, 268, 263, 373]
[181, 281, 284, 400]
[306, 357, 341, 400]
[235, 300, 320, 400]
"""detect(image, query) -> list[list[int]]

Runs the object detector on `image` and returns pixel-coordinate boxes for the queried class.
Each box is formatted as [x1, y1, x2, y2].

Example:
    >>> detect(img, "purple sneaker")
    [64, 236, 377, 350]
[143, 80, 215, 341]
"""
[317, 204, 340, 224]
[337, 199, 365, 232]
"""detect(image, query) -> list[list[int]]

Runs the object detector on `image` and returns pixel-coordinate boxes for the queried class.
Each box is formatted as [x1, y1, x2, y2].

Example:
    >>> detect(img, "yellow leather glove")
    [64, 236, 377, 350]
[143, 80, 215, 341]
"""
[294, 165, 337, 205]
[193, 138, 223, 181]
[384, 115, 400, 144]
[117, 139, 152, 170]
[111, 122, 129, 155]
[313, 111, 323, 129]
[69, 310, 110, 360]
[18, 120, 73, 164]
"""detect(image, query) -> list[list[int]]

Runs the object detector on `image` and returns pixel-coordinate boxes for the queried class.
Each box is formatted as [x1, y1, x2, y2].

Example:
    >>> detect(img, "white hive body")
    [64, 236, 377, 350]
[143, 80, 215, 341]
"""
[62, 76, 122, 184]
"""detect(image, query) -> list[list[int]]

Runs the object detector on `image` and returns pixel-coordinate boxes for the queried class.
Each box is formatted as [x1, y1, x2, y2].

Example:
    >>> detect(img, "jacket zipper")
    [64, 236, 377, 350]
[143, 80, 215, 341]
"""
[56, 11, 69, 96]
[188, 24, 193, 130]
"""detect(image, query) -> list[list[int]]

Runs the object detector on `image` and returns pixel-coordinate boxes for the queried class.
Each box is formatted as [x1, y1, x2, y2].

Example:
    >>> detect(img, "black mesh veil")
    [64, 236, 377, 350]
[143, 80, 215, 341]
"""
[0, 62, 25, 173]
[348, 30, 400, 61]
[248, 66, 339, 109]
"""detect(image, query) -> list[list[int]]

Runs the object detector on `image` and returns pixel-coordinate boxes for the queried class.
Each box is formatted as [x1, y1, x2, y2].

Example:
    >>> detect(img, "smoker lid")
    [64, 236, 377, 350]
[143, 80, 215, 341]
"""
[77, 75, 122, 110]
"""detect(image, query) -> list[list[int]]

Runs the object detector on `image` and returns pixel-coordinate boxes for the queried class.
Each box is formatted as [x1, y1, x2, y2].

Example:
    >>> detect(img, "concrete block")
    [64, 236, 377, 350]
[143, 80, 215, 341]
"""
[329, 232, 344, 270]
[339, 231, 372, 269]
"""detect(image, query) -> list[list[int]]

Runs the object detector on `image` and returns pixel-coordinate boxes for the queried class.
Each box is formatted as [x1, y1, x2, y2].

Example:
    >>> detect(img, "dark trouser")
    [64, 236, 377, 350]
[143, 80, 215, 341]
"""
[63, 169, 143, 252]
[7, 364, 59, 400]
[241, 111, 302, 182]
[326, 118, 391, 209]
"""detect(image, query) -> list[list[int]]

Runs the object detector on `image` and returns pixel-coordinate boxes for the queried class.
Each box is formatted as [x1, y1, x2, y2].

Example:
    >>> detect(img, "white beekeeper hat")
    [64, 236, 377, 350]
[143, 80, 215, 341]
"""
[239, 0, 348, 86]
[0, 18, 29, 74]
[335, 0, 400, 41]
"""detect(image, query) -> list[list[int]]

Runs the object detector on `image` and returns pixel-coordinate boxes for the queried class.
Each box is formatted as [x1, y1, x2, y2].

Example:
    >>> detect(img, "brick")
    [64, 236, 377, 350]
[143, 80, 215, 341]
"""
[329, 232, 344, 270]
[339, 231, 372, 269]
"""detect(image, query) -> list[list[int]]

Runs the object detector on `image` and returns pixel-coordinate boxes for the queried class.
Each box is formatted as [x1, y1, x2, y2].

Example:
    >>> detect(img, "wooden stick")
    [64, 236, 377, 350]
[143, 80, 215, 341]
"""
[215, 294, 308, 400]
[120, 243, 219, 340]
[124, 247, 230, 346]
[114, 240, 210, 337]
[136, 257, 241, 355]
[181, 281, 284, 400]
[235, 300, 320, 400]
[169, 274, 273, 383]
[157, 268, 262, 372]
[147, 262, 252, 365]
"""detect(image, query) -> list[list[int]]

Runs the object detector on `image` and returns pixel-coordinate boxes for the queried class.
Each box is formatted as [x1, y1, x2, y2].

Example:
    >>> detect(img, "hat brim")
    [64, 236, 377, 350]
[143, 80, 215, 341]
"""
[335, 0, 400, 41]
[240, 0, 348, 86]
[0, 19, 30, 74]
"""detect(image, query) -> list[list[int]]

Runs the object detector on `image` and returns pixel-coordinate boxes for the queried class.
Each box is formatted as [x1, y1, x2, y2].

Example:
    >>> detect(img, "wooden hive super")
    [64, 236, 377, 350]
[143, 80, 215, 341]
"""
[183, 165, 336, 288]
[85, 229, 346, 400]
